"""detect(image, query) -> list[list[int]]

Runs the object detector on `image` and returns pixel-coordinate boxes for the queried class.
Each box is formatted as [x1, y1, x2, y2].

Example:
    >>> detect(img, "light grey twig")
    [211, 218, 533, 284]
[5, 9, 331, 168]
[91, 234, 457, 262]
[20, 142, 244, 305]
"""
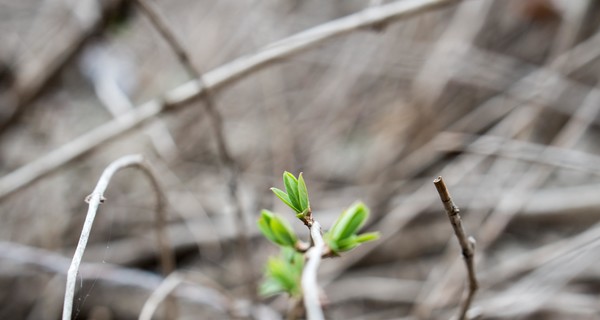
[139, 272, 185, 320]
[302, 221, 325, 320]
[0, 0, 460, 201]
[0, 240, 231, 313]
[62, 155, 175, 320]
[433, 176, 477, 320]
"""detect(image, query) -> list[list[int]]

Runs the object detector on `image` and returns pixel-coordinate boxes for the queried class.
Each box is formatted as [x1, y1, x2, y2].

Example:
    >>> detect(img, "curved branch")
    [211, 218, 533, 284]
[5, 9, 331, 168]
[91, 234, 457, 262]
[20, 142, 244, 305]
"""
[62, 155, 175, 320]
[139, 272, 184, 320]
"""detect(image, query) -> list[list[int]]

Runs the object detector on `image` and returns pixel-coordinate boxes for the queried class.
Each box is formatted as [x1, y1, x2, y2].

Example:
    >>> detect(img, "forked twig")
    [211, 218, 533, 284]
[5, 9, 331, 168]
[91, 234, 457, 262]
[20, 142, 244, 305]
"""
[302, 221, 325, 320]
[62, 155, 175, 320]
[433, 176, 477, 320]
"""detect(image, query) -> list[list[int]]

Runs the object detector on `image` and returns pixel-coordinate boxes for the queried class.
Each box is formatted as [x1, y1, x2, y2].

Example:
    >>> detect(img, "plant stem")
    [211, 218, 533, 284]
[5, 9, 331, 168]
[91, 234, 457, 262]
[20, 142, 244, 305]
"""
[63, 155, 175, 320]
[433, 176, 478, 320]
[302, 221, 325, 320]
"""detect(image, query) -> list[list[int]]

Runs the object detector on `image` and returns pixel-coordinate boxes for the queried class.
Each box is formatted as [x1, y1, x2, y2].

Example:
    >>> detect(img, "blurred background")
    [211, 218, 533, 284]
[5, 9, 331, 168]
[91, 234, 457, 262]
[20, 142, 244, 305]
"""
[1, 0, 600, 319]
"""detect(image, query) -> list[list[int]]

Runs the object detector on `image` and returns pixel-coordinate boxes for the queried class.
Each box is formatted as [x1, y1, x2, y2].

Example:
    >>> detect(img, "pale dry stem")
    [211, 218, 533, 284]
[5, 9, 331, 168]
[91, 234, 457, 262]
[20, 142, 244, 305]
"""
[62, 155, 175, 320]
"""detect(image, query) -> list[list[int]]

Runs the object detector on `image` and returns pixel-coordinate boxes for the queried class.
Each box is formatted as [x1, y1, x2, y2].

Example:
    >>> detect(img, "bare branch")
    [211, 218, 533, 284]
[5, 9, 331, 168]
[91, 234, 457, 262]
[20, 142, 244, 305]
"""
[0, 241, 231, 313]
[62, 155, 175, 320]
[133, 0, 199, 80]
[302, 221, 325, 320]
[0, 0, 460, 201]
[139, 272, 184, 320]
[134, 0, 256, 297]
[433, 176, 477, 320]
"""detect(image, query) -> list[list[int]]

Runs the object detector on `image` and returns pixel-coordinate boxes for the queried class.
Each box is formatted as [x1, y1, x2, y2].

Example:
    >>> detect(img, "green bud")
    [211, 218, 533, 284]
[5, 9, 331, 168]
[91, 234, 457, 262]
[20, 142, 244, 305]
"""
[330, 202, 369, 241]
[271, 187, 301, 213]
[259, 249, 304, 297]
[269, 214, 297, 247]
[283, 172, 301, 212]
[258, 210, 297, 247]
[297, 173, 310, 212]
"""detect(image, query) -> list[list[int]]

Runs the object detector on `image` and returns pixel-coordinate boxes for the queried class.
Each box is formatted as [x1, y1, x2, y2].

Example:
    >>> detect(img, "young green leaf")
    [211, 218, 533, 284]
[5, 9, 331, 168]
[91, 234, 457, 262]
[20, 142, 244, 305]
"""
[323, 232, 341, 253]
[271, 187, 301, 212]
[259, 278, 286, 297]
[356, 232, 380, 243]
[260, 249, 304, 297]
[330, 202, 368, 241]
[258, 210, 279, 245]
[336, 235, 360, 252]
[297, 173, 310, 212]
[266, 257, 296, 290]
[269, 215, 297, 247]
[283, 172, 301, 211]
[338, 203, 368, 240]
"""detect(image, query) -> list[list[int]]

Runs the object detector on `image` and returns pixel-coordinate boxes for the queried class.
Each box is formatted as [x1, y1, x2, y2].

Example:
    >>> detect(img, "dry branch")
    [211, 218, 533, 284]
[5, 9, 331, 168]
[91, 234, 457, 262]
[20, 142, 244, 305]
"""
[412, 31, 600, 316]
[421, 81, 600, 314]
[433, 176, 477, 320]
[0, 0, 460, 201]
[62, 155, 175, 320]
[139, 272, 184, 320]
[0, 240, 233, 315]
[134, 0, 256, 297]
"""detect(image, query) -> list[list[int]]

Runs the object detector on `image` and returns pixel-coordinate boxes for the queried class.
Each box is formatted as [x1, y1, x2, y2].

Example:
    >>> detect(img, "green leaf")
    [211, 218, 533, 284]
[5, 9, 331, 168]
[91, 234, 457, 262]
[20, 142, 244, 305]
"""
[266, 257, 296, 290]
[336, 235, 360, 252]
[269, 215, 297, 247]
[330, 202, 369, 241]
[259, 278, 285, 296]
[271, 187, 301, 212]
[257, 210, 279, 245]
[338, 203, 369, 240]
[260, 250, 304, 297]
[323, 232, 339, 252]
[356, 232, 380, 243]
[281, 246, 297, 262]
[297, 173, 310, 212]
[283, 172, 301, 212]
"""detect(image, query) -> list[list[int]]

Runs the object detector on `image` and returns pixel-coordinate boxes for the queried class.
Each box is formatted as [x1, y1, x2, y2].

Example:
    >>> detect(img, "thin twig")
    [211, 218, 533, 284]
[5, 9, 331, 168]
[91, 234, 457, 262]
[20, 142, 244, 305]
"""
[134, 0, 256, 298]
[62, 155, 175, 320]
[0, 241, 233, 313]
[139, 272, 184, 320]
[302, 221, 325, 320]
[419, 80, 600, 315]
[0, 0, 460, 201]
[433, 176, 477, 320]
[410, 27, 600, 317]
